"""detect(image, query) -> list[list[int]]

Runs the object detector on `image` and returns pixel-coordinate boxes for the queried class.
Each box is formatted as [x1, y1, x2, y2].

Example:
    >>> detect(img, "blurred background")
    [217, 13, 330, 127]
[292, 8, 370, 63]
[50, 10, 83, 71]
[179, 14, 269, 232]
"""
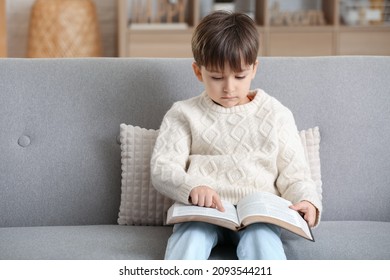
[1, 0, 389, 58]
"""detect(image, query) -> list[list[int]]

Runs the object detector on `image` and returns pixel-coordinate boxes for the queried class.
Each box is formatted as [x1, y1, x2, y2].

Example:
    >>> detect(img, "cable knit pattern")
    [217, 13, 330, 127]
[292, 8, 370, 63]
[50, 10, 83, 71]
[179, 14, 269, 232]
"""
[151, 89, 322, 221]
[299, 127, 322, 200]
[118, 124, 321, 226]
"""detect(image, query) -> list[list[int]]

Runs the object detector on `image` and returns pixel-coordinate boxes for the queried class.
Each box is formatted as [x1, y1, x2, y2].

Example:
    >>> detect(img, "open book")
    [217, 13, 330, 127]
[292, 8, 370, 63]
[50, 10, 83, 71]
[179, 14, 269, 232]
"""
[167, 192, 314, 241]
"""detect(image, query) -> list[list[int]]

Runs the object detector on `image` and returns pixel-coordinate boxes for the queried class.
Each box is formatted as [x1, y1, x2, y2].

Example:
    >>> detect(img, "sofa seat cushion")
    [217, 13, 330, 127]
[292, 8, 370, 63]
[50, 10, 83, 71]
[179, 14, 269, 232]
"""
[1, 221, 389, 260]
[211, 221, 390, 260]
[0, 225, 172, 260]
[282, 221, 390, 260]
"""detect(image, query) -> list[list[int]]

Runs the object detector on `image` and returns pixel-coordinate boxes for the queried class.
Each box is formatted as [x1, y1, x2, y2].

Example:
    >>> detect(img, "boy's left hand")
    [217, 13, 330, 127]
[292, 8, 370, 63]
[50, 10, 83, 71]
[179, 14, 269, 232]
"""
[289, 201, 317, 227]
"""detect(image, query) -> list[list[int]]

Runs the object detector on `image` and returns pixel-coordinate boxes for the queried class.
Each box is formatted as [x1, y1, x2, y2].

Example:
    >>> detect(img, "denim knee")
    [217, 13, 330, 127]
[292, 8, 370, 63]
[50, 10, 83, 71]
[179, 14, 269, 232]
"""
[165, 222, 219, 260]
[236, 223, 286, 260]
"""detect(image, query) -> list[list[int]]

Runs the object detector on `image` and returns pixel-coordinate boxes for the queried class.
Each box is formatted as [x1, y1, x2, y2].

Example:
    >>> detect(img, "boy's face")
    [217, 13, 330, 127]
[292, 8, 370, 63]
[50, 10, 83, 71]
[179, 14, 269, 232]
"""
[192, 60, 258, 108]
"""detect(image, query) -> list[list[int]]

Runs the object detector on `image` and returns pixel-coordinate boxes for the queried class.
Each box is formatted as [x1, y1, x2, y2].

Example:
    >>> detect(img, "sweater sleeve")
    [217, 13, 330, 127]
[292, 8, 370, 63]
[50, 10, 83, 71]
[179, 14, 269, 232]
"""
[275, 109, 323, 226]
[150, 103, 217, 204]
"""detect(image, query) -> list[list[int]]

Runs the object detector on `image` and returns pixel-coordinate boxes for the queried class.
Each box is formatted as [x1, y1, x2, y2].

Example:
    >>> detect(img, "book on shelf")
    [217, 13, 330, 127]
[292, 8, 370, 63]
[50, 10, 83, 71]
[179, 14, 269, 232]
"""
[166, 191, 314, 241]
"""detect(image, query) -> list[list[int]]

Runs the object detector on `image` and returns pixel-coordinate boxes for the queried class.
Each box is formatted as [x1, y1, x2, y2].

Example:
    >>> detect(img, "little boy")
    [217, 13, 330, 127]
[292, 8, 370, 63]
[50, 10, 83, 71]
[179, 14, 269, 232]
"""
[151, 11, 322, 260]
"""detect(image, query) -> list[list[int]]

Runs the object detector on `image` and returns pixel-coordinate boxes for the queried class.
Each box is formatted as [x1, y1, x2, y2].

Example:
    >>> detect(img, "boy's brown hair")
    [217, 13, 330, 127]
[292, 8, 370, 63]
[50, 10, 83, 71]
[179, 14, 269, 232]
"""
[191, 11, 259, 73]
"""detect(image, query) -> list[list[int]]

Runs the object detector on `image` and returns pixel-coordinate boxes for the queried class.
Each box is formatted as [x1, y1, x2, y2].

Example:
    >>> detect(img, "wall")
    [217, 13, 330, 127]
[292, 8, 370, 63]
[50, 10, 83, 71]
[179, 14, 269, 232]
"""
[6, 0, 118, 57]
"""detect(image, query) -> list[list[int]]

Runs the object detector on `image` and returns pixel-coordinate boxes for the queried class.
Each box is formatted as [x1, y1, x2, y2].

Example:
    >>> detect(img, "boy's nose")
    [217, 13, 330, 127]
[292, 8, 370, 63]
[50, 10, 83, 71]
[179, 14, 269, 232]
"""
[223, 78, 235, 93]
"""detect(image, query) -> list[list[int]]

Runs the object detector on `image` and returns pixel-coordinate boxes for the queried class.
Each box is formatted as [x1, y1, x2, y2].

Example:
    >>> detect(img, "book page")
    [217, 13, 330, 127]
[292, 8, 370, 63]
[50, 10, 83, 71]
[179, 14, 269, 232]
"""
[237, 192, 312, 240]
[167, 201, 240, 229]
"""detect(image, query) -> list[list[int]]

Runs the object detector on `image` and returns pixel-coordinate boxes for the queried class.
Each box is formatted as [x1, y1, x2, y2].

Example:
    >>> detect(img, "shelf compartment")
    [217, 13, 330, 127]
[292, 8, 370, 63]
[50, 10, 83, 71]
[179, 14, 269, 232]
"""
[127, 29, 193, 58]
[338, 27, 390, 55]
[267, 29, 334, 56]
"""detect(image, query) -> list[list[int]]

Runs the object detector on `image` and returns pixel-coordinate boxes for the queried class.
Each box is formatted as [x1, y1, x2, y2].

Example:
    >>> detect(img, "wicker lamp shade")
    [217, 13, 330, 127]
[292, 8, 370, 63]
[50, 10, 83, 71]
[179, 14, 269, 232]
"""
[27, 0, 102, 58]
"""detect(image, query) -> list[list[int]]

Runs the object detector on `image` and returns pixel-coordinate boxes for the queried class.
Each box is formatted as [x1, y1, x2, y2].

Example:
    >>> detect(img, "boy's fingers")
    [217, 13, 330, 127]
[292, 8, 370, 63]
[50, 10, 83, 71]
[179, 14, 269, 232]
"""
[205, 195, 214, 208]
[306, 212, 316, 227]
[190, 194, 198, 205]
[214, 197, 225, 212]
[289, 205, 298, 210]
[290, 202, 316, 227]
[190, 186, 224, 212]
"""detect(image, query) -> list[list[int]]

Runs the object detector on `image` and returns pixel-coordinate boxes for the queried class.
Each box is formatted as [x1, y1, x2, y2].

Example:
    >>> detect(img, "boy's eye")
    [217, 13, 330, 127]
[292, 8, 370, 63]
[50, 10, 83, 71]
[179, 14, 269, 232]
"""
[211, 77, 223, 80]
[236, 76, 246, 80]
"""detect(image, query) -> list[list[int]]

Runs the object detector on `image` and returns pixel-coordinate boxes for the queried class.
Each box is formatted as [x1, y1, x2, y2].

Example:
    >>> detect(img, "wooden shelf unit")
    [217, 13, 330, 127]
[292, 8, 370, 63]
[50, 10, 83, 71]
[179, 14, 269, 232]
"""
[118, 0, 390, 57]
[0, 0, 6, 57]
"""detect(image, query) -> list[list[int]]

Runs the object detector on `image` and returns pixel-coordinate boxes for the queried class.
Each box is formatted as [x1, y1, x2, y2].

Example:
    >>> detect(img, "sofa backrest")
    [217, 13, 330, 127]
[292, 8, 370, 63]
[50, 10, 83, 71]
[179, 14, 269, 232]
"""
[1, 57, 389, 227]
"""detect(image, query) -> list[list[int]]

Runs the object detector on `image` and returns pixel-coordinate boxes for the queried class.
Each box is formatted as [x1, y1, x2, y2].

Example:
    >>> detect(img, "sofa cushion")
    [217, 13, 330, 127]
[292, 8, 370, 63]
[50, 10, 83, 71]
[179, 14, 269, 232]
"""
[0, 225, 172, 260]
[210, 221, 390, 260]
[281, 221, 390, 260]
[117, 124, 173, 226]
[1, 221, 389, 260]
[118, 124, 322, 226]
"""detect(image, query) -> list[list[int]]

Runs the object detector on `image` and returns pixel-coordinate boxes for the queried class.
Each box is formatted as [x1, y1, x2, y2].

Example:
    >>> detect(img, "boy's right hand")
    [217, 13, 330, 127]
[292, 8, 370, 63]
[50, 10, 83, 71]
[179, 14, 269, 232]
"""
[189, 186, 225, 212]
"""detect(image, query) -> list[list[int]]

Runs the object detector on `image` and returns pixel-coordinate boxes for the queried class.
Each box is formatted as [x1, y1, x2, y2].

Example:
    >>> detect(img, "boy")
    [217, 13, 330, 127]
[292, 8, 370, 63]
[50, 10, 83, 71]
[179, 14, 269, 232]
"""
[151, 11, 322, 260]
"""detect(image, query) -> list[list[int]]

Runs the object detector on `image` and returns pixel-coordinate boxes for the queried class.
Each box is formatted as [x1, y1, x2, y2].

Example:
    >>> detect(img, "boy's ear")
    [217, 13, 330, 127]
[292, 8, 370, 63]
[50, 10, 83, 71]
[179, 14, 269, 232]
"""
[192, 62, 203, 82]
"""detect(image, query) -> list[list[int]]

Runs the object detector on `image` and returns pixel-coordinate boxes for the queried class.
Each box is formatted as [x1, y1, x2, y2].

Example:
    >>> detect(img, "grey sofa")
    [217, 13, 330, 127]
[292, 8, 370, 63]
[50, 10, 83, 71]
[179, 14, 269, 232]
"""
[1, 57, 389, 260]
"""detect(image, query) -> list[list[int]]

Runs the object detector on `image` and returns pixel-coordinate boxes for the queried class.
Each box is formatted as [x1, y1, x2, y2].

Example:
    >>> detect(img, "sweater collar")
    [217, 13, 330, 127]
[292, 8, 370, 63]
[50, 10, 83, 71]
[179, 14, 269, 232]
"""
[201, 89, 264, 114]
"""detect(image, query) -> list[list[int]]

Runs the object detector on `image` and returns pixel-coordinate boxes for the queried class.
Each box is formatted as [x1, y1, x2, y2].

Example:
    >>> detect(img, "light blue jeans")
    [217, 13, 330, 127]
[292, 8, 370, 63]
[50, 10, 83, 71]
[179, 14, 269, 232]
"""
[164, 222, 286, 260]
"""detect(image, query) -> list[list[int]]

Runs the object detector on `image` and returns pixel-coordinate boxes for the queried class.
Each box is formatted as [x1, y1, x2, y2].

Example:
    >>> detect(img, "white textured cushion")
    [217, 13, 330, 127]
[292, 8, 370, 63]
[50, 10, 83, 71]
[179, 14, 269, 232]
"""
[118, 124, 321, 226]
[117, 124, 173, 226]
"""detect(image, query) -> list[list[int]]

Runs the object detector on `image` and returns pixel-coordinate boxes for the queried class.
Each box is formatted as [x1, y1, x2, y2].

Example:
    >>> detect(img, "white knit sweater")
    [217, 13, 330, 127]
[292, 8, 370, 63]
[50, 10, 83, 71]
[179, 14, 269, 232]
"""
[151, 89, 322, 214]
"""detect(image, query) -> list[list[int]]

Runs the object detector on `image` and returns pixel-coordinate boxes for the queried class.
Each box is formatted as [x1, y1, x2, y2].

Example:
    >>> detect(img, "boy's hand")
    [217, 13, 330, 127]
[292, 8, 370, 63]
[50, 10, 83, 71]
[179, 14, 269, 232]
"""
[289, 200, 317, 227]
[190, 186, 225, 212]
